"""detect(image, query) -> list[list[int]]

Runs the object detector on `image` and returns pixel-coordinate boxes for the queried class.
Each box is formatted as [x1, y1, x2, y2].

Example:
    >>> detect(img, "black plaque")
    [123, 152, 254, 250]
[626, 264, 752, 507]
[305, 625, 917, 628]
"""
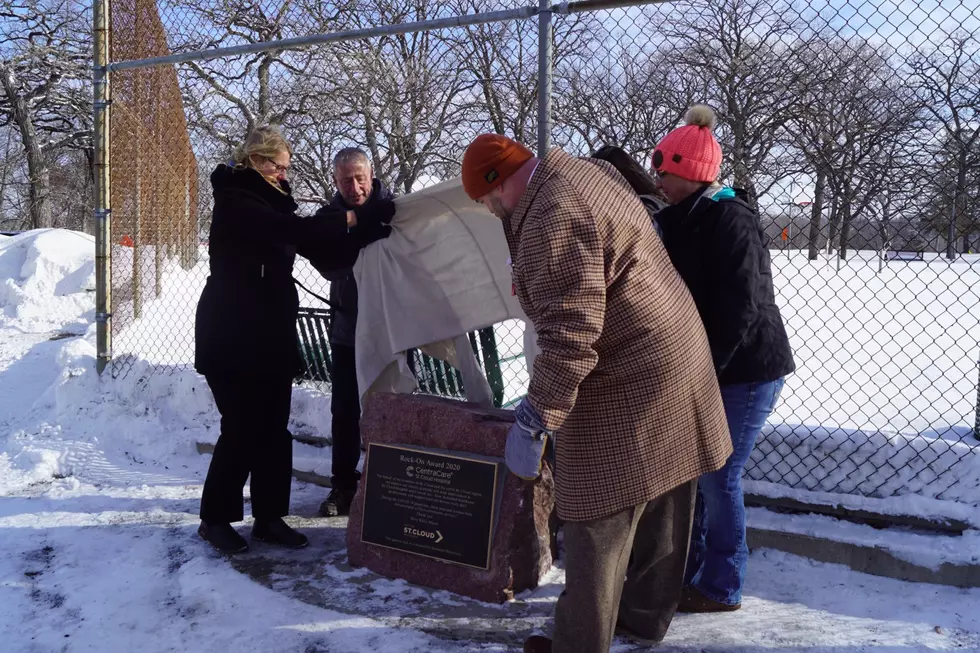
[360, 443, 501, 569]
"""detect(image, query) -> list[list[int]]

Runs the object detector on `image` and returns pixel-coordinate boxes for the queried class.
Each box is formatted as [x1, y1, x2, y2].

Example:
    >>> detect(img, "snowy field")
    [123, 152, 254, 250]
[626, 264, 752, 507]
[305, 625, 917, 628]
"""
[4, 229, 980, 651]
[110, 244, 980, 441]
[107, 235, 980, 507]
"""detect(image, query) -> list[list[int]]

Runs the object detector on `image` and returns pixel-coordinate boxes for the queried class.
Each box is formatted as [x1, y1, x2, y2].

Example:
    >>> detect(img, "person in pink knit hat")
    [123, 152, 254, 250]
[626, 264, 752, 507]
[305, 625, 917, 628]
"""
[651, 105, 796, 613]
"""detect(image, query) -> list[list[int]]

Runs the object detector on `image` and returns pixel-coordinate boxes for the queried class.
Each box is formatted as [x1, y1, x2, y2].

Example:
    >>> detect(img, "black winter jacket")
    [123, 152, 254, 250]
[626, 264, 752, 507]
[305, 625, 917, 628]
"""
[194, 165, 358, 379]
[655, 185, 795, 386]
[313, 179, 394, 347]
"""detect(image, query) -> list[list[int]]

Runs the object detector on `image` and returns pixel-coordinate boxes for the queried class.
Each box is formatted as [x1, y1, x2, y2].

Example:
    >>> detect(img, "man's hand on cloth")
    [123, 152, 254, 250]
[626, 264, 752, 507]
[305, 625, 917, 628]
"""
[352, 195, 396, 247]
[505, 398, 553, 480]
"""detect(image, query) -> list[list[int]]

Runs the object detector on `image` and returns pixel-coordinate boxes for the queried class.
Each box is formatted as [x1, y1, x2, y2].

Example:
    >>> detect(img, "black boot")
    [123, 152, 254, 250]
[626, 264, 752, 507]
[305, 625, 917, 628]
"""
[318, 488, 356, 517]
[251, 517, 309, 549]
[198, 521, 248, 554]
[523, 635, 552, 653]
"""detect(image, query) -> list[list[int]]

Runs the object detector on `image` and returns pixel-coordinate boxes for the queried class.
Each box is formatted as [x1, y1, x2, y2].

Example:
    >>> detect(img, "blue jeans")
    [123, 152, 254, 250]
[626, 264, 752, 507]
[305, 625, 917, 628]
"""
[684, 378, 785, 605]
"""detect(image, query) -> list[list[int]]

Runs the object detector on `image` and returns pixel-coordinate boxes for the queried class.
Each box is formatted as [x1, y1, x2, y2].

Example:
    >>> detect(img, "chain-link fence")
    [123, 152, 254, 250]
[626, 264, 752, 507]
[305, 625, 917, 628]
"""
[98, 0, 980, 510]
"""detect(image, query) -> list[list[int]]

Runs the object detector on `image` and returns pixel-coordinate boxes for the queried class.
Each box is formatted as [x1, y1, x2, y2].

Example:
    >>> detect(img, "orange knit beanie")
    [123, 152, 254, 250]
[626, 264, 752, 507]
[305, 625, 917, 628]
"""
[462, 134, 534, 200]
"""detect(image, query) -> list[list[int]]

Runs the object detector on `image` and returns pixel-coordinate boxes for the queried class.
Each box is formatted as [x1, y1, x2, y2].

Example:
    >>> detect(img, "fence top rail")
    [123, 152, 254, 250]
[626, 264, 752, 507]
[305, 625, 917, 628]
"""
[105, 0, 664, 73]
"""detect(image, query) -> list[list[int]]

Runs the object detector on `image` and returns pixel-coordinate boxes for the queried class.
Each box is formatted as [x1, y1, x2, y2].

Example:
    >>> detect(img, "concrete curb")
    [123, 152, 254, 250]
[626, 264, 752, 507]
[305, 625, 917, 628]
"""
[747, 526, 980, 588]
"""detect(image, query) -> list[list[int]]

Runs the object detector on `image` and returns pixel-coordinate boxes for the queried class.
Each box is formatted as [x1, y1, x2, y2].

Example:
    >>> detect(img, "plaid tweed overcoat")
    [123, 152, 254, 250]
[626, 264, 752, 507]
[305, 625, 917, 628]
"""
[503, 149, 733, 521]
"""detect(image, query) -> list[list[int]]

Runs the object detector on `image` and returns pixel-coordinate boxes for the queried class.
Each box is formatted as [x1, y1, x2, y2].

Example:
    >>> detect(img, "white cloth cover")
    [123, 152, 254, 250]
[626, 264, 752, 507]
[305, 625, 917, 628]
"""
[352, 176, 538, 407]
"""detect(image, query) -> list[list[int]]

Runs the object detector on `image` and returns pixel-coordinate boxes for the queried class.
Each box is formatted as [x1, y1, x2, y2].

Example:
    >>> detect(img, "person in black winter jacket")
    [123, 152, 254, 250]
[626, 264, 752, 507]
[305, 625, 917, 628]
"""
[651, 106, 795, 613]
[590, 145, 668, 234]
[194, 126, 394, 554]
[313, 147, 394, 518]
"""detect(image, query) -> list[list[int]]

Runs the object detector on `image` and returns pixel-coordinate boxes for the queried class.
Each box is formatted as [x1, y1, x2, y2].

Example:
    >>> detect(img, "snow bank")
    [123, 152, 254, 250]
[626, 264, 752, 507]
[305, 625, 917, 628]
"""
[1, 324, 213, 494]
[2, 323, 333, 496]
[0, 229, 95, 330]
[748, 422, 980, 506]
[747, 507, 980, 571]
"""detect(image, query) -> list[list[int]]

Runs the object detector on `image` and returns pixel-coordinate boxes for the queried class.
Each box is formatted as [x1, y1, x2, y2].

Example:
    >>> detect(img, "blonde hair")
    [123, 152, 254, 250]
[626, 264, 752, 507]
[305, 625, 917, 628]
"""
[232, 125, 292, 169]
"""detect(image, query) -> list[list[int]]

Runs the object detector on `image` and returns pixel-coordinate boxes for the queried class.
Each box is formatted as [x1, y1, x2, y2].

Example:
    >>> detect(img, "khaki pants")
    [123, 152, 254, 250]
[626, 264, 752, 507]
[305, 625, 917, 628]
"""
[552, 480, 697, 653]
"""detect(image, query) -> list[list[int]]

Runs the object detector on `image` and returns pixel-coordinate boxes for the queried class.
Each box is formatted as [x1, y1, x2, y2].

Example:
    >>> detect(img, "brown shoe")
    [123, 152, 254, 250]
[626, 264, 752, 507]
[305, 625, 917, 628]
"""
[678, 586, 741, 613]
[523, 635, 552, 653]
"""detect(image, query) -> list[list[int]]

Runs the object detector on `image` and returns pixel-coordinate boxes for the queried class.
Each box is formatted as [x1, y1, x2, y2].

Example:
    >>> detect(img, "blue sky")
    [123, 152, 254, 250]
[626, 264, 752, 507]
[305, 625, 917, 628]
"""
[572, 0, 979, 51]
[804, 0, 979, 47]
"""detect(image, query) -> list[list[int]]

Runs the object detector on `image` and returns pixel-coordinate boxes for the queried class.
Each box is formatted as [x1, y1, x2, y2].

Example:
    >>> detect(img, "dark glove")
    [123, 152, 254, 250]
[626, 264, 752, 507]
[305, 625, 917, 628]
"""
[302, 205, 349, 243]
[354, 196, 396, 227]
[505, 398, 553, 480]
[353, 222, 392, 248]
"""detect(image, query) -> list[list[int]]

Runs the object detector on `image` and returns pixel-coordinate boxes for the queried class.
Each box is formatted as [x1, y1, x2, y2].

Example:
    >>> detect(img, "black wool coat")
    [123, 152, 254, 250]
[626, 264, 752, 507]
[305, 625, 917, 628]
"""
[655, 186, 796, 386]
[194, 165, 356, 380]
[315, 180, 394, 347]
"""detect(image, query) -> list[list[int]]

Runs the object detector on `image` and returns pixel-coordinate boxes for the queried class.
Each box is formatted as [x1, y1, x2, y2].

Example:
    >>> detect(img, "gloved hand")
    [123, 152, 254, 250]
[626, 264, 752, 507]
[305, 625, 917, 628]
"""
[350, 196, 395, 248]
[505, 398, 553, 480]
[353, 222, 392, 248]
[354, 195, 396, 227]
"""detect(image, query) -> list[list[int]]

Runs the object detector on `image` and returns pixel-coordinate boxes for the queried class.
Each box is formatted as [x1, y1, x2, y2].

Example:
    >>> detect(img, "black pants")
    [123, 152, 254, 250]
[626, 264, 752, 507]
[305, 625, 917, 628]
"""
[200, 373, 293, 524]
[330, 344, 362, 491]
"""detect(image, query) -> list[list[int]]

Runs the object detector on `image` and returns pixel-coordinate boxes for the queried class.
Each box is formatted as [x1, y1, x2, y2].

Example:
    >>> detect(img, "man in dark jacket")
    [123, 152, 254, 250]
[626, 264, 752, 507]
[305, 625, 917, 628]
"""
[315, 148, 395, 517]
[651, 105, 795, 614]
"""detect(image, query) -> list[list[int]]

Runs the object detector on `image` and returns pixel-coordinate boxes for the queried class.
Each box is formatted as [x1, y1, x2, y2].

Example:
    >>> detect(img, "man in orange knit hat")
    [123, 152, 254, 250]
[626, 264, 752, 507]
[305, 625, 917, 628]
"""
[461, 133, 733, 653]
[651, 106, 794, 614]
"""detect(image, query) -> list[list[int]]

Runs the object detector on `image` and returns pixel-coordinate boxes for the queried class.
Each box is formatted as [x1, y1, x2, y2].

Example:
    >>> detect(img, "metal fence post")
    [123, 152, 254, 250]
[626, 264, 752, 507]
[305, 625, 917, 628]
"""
[93, 0, 112, 374]
[133, 165, 142, 318]
[975, 354, 980, 441]
[537, 0, 553, 157]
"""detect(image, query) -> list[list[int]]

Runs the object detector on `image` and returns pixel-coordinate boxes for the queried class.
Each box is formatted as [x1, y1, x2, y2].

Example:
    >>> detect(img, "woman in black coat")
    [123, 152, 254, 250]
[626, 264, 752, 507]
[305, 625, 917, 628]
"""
[194, 125, 394, 553]
[651, 107, 795, 613]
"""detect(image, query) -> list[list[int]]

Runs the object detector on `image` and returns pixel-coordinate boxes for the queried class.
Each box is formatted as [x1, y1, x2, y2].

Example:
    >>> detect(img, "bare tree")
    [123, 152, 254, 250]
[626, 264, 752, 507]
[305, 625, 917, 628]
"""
[0, 0, 91, 229]
[553, 44, 701, 159]
[48, 147, 94, 232]
[910, 33, 980, 257]
[0, 125, 23, 228]
[452, 7, 538, 144]
[447, 0, 597, 159]
[171, 0, 337, 152]
[653, 0, 806, 205]
[315, 0, 479, 193]
[786, 36, 920, 259]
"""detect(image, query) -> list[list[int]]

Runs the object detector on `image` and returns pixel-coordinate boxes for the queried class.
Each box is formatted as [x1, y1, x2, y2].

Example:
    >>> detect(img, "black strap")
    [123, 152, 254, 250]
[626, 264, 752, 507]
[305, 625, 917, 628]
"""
[292, 277, 340, 311]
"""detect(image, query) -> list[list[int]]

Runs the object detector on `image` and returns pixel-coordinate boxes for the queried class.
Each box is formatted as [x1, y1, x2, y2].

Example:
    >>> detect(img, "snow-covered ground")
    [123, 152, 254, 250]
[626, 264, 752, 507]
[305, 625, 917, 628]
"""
[111, 245, 980, 439]
[751, 250, 980, 508]
[4, 229, 980, 652]
[109, 235, 980, 510]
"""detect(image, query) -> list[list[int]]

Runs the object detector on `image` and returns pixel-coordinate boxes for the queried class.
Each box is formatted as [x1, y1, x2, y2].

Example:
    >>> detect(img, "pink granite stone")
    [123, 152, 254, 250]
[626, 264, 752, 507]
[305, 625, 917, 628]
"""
[346, 393, 556, 603]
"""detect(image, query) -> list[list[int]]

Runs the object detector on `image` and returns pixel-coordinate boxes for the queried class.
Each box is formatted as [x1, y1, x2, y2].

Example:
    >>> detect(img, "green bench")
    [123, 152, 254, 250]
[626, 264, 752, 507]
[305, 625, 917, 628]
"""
[295, 307, 334, 383]
[296, 307, 507, 408]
